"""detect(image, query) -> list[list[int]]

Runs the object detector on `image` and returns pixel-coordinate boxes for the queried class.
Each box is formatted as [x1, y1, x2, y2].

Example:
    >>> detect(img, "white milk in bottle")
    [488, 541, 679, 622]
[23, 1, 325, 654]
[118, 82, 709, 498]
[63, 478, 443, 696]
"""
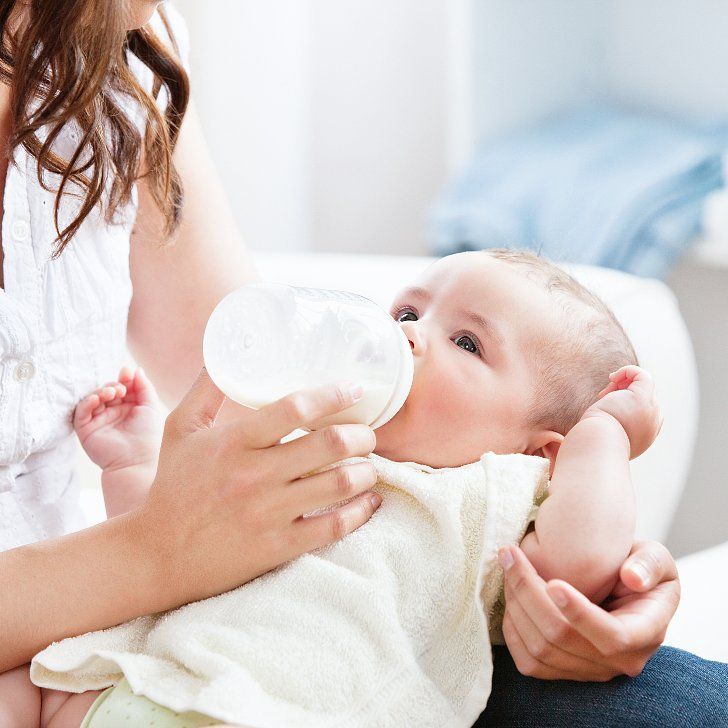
[203, 283, 413, 429]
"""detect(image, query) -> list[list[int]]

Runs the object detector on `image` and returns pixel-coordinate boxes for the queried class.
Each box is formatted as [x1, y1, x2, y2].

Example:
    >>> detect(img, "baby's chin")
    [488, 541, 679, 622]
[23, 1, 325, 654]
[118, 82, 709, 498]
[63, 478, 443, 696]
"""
[373, 421, 416, 463]
[373, 416, 457, 467]
[372, 407, 503, 468]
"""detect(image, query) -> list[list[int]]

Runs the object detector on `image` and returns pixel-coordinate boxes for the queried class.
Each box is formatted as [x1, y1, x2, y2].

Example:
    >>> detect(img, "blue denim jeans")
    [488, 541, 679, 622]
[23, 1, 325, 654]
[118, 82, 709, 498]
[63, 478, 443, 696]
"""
[478, 645, 728, 727]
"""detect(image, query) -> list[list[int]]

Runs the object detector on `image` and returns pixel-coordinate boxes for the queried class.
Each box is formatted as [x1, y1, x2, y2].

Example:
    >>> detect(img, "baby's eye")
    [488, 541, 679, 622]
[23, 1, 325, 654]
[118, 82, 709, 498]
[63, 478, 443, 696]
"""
[394, 309, 418, 322]
[454, 334, 479, 355]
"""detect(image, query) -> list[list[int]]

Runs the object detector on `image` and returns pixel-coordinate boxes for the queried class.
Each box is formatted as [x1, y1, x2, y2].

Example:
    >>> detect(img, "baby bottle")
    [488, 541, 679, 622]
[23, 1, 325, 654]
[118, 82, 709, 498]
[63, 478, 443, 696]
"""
[203, 283, 414, 429]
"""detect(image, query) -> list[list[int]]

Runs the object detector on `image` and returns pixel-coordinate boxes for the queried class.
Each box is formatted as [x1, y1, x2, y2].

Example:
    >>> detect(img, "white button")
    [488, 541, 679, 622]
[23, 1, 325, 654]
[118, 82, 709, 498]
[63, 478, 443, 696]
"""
[12, 220, 29, 241]
[14, 360, 35, 383]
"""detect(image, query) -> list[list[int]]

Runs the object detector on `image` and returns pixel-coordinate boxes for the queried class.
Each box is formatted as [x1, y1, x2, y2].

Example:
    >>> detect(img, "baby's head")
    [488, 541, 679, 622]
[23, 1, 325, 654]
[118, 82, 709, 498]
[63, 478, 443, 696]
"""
[374, 249, 637, 468]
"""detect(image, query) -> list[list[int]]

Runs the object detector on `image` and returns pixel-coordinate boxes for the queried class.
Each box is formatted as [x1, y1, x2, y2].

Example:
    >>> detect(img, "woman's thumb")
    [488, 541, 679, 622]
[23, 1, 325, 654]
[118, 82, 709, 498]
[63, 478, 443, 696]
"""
[620, 540, 677, 592]
[168, 368, 226, 433]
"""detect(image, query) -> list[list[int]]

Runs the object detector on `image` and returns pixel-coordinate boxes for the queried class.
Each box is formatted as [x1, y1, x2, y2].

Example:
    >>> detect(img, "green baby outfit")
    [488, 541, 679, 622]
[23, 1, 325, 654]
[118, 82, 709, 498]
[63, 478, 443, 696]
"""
[81, 678, 217, 728]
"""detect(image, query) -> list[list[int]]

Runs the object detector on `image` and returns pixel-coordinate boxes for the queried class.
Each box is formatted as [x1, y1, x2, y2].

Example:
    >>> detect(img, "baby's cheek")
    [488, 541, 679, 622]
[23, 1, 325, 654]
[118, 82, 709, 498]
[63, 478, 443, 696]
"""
[416, 376, 468, 425]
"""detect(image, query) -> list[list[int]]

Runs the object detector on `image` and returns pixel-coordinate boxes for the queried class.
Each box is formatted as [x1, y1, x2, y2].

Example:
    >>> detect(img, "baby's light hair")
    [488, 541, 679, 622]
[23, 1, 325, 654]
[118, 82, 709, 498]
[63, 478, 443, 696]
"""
[484, 248, 638, 435]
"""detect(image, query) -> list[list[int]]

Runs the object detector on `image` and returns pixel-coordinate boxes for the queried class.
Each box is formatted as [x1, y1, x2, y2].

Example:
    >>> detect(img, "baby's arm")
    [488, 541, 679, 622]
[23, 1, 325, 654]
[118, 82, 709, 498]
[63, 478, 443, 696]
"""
[74, 367, 163, 519]
[520, 366, 661, 603]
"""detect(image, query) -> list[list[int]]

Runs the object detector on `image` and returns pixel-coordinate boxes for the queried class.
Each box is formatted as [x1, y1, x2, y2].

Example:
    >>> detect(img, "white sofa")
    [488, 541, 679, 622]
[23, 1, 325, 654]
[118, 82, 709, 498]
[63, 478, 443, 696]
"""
[77, 252, 728, 663]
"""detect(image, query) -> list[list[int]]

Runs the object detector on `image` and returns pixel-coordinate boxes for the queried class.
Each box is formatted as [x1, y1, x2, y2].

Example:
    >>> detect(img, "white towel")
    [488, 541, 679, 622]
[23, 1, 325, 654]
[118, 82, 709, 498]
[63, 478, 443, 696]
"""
[31, 452, 549, 728]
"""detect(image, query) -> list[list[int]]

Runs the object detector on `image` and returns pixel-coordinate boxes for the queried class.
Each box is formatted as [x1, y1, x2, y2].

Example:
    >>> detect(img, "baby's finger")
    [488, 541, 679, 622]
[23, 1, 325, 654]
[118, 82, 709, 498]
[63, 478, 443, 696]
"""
[609, 366, 631, 379]
[97, 385, 122, 405]
[73, 394, 100, 428]
[611, 365, 653, 393]
[97, 386, 117, 402]
[134, 368, 156, 407]
[596, 381, 618, 399]
[118, 366, 135, 388]
[101, 383, 127, 405]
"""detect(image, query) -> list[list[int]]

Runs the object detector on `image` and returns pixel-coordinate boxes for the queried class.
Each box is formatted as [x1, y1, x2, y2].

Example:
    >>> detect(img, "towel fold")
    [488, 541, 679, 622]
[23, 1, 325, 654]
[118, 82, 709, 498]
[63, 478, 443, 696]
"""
[32, 452, 549, 728]
[431, 105, 728, 278]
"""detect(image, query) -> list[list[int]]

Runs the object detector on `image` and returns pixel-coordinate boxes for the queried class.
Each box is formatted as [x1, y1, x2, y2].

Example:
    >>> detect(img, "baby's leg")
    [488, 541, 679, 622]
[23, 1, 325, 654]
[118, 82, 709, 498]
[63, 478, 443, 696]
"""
[0, 663, 41, 727]
[40, 688, 103, 728]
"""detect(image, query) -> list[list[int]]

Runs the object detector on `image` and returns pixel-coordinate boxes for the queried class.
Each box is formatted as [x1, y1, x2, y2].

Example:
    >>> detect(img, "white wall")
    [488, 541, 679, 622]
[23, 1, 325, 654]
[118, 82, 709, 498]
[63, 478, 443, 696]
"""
[174, 0, 312, 253]
[471, 0, 608, 145]
[467, 0, 728, 149]
[607, 0, 728, 119]
[173, 0, 453, 256]
[308, 0, 449, 255]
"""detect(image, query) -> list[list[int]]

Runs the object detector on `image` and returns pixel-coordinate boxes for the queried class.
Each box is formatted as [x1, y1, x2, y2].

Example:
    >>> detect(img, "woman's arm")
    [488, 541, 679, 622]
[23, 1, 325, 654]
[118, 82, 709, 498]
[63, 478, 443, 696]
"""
[127, 97, 259, 408]
[0, 509, 159, 673]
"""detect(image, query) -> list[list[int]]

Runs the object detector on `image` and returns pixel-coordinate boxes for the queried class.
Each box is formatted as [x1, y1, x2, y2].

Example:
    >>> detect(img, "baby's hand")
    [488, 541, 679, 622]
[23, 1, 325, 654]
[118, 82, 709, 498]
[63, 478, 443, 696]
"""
[74, 366, 163, 472]
[583, 365, 662, 459]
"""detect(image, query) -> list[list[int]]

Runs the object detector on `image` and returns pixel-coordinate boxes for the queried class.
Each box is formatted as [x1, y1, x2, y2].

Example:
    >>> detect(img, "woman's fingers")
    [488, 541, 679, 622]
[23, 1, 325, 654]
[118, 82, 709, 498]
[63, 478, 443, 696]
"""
[245, 383, 365, 449]
[286, 461, 378, 517]
[500, 546, 604, 660]
[544, 580, 631, 654]
[545, 579, 668, 676]
[503, 580, 607, 669]
[544, 577, 673, 661]
[271, 425, 376, 483]
[619, 540, 679, 593]
[501, 611, 617, 682]
[502, 543, 675, 679]
[294, 491, 382, 551]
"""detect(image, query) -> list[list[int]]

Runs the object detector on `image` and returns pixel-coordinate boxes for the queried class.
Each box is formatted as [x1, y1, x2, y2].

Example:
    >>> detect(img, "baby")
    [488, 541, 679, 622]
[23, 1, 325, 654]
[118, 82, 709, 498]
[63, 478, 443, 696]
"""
[9, 249, 660, 727]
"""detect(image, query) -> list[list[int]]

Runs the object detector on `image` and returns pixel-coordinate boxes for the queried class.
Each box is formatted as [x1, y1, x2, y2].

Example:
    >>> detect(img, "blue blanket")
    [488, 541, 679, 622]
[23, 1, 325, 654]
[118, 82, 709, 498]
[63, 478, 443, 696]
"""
[430, 106, 728, 277]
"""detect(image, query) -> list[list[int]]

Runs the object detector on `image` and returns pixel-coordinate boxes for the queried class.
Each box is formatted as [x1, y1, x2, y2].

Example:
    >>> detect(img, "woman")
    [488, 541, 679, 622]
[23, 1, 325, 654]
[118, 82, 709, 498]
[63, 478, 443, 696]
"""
[0, 1, 722, 726]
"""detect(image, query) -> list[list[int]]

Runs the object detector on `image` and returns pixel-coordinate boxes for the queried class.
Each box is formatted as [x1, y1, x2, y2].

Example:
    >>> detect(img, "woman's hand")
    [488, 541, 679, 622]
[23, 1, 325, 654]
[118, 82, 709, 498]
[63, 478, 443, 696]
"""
[499, 540, 680, 681]
[137, 368, 381, 609]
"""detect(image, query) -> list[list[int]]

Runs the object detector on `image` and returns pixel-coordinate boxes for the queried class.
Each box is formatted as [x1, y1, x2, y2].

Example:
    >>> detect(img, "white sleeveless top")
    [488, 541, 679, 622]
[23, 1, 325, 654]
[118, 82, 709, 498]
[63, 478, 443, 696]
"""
[0, 4, 190, 551]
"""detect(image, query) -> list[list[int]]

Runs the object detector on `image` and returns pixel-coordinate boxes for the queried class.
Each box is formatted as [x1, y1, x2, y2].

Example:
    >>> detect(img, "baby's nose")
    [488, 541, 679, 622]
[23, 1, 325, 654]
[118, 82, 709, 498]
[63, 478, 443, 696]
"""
[403, 325, 426, 355]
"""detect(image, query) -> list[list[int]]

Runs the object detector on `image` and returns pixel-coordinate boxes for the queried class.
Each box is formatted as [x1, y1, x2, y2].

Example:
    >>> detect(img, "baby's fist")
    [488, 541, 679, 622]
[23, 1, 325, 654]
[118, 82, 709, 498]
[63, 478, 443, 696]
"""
[73, 367, 162, 471]
[585, 365, 662, 459]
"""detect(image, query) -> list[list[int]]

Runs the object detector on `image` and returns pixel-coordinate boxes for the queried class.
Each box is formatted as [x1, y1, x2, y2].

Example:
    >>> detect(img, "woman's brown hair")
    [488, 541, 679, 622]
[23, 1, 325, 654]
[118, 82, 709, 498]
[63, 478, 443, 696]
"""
[0, 0, 190, 256]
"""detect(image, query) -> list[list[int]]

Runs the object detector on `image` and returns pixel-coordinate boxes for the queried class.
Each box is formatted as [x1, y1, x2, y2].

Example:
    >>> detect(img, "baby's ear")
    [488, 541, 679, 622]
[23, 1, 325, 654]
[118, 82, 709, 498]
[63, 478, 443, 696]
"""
[525, 431, 564, 477]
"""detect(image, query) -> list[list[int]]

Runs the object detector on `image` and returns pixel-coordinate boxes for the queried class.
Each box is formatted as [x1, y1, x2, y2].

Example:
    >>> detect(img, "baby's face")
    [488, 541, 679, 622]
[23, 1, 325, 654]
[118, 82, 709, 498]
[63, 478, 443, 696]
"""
[374, 252, 564, 467]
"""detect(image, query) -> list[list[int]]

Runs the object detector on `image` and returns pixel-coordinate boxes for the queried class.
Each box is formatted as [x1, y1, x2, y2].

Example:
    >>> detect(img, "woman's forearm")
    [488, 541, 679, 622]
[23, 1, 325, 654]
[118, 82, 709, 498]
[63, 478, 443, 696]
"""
[0, 509, 164, 672]
[521, 415, 635, 601]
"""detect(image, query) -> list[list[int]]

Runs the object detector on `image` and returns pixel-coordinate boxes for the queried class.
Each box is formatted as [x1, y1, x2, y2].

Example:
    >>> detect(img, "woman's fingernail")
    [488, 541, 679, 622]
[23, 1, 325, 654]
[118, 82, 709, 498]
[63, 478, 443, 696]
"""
[628, 562, 648, 586]
[340, 382, 364, 402]
[370, 493, 382, 508]
[499, 548, 514, 571]
[548, 587, 568, 608]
